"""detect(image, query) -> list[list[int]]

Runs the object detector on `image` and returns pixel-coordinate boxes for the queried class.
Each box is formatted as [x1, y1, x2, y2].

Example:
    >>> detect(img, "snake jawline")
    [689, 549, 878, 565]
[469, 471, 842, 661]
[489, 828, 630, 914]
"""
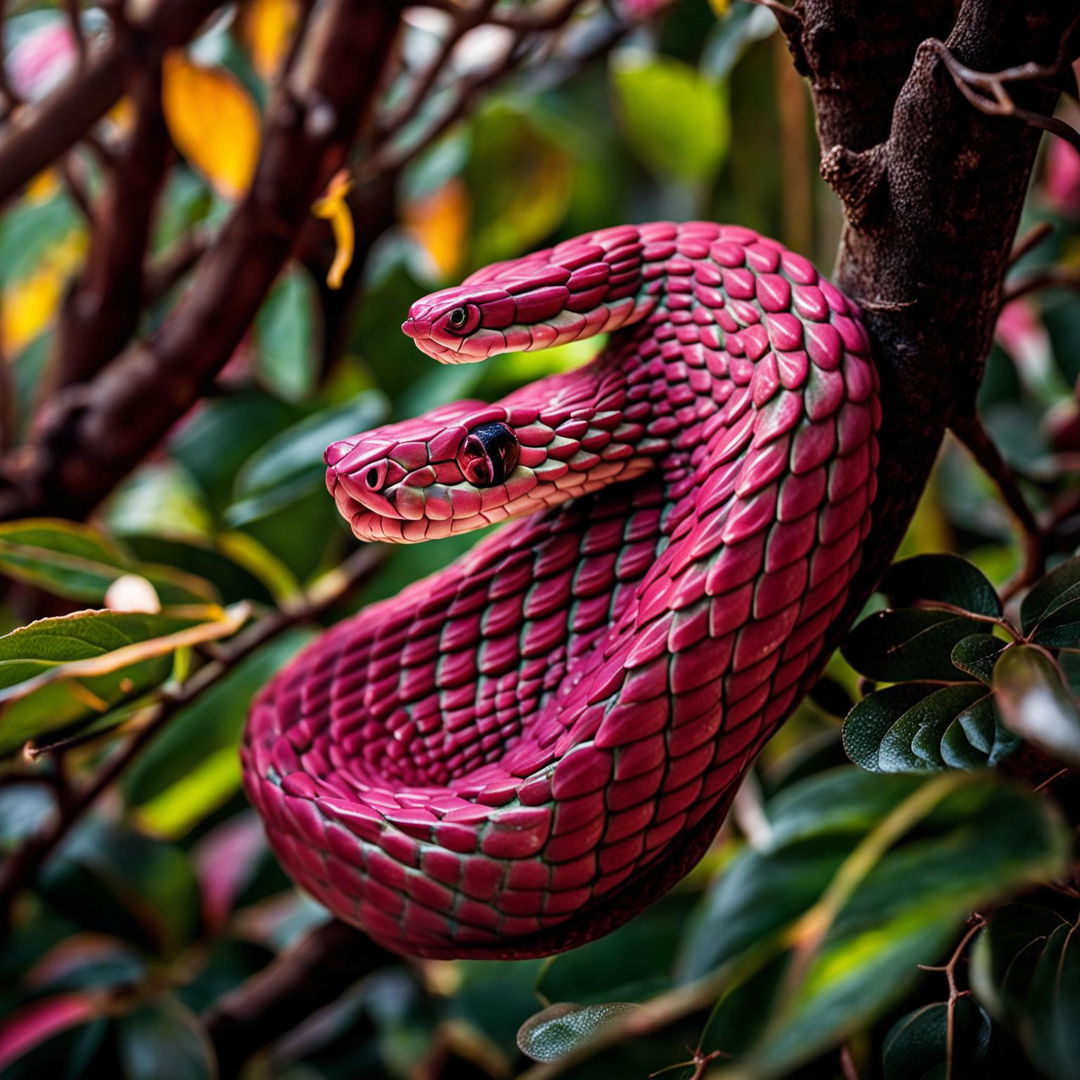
[243, 221, 881, 959]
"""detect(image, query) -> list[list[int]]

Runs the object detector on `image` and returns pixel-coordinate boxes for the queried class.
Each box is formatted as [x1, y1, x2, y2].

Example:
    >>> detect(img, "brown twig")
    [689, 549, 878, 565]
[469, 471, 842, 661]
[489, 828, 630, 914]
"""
[916, 915, 986, 1080]
[928, 32, 1080, 153]
[0, 545, 385, 941]
[1001, 265, 1080, 307]
[202, 917, 397, 1077]
[949, 412, 1045, 601]
[1007, 221, 1055, 268]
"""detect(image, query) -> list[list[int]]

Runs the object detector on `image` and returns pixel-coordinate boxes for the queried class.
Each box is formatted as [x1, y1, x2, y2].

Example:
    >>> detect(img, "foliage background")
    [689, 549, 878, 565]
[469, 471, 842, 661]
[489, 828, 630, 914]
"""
[0, 1, 1079, 1078]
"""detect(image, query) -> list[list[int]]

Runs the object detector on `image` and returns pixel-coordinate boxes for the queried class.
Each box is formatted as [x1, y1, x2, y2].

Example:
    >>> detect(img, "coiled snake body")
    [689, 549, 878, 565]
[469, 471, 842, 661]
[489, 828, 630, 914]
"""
[243, 222, 880, 959]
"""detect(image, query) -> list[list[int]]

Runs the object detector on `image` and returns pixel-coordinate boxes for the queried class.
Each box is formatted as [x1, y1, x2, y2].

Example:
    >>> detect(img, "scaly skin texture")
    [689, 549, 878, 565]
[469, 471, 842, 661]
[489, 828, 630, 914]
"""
[243, 222, 880, 959]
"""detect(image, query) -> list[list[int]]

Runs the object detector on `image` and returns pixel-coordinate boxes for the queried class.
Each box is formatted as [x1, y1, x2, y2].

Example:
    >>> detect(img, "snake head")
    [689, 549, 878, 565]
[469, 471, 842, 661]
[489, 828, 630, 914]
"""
[325, 386, 656, 544]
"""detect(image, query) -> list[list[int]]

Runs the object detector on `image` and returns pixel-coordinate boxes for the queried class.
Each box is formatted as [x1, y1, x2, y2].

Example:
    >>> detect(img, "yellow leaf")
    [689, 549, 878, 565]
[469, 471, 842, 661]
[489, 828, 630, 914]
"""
[24, 169, 60, 204]
[311, 169, 354, 290]
[708, 0, 731, 14]
[404, 178, 469, 278]
[2, 231, 87, 354]
[237, 0, 300, 81]
[162, 53, 261, 201]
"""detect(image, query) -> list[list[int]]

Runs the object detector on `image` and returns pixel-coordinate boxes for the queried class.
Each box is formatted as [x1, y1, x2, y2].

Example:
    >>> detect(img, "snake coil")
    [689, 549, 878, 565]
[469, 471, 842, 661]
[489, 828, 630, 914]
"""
[243, 222, 880, 959]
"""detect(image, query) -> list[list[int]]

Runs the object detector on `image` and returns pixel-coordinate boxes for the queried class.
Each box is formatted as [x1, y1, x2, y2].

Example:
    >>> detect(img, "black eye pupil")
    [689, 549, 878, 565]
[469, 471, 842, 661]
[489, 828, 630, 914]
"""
[366, 468, 379, 487]
[450, 307, 467, 327]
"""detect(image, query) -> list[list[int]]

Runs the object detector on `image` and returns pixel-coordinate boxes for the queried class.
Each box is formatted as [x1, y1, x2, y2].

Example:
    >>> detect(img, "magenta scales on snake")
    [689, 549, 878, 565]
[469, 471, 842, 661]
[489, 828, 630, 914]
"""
[243, 221, 880, 959]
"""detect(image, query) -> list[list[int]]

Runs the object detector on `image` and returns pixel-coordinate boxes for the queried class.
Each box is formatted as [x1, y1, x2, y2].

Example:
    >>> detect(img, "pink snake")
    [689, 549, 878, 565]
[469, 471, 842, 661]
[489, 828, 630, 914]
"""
[243, 222, 880, 959]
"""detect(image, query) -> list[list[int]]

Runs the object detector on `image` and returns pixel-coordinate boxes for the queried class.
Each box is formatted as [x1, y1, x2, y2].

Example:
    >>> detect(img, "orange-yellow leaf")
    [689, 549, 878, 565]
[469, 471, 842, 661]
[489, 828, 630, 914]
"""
[2, 231, 87, 354]
[404, 178, 469, 278]
[312, 170, 354, 290]
[162, 53, 261, 201]
[237, 0, 300, 80]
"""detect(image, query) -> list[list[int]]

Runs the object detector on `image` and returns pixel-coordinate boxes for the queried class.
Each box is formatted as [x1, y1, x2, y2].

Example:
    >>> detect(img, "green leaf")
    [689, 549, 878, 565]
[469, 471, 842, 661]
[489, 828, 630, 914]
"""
[950, 633, 1007, 684]
[42, 820, 201, 954]
[882, 998, 991, 1080]
[1020, 555, 1080, 634]
[882, 554, 1002, 617]
[993, 644, 1080, 766]
[516, 1002, 640, 1063]
[971, 905, 1080, 1080]
[117, 1001, 214, 1080]
[842, 609, 985, 682]
[612, 57, 730, 185]
[679, 769, 1068, 1077]
[119, 533, 275, 606]
[842, 683, 935, 773]
[1030, 594, 1080, 648]
[970, 903, 1068, 1019]
[255, 267, 319, 403]
[0, 519, 218, 606]
[844, 683, 1015, 774]
[227, 392, 387, 526]
[466, 102, 574, 267]
[0, 605, 247, 754]
[123, 629, 314, 833]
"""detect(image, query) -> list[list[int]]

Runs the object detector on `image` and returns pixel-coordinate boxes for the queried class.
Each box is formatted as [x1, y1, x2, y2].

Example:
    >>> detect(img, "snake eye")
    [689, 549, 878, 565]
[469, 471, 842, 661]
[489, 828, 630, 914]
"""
[442, 303, 480, 337]
[362, 461, 388, 490]
[457, 422, 520, 488]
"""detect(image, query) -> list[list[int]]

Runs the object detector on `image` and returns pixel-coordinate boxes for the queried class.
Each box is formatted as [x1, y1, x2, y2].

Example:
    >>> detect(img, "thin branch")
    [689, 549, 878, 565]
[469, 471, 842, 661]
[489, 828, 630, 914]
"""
[0, 0, 227, 208]
[1001, 265, 1080, 306]
[949, 412, 1045, 601]
[1007, 221, 1055, 268]
[203, 917, 396, 1076]
[54, 57, 172, 389]
[0, 546, 385, 941]
[928, 33, 1080, 153]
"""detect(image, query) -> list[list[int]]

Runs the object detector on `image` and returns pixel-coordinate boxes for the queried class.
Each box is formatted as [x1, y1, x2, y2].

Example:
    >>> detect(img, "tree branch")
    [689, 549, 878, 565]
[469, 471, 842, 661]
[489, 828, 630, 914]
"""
[0, 0, 226, 208]
[54, 57, 172, 389]
[202, 917, 396, 1077]
[0, 0, 404, 523]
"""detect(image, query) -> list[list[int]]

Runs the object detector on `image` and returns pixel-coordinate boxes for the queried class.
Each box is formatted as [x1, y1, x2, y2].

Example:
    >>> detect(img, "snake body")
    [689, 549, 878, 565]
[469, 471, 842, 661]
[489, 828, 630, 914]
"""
[243, 222, 880, 959]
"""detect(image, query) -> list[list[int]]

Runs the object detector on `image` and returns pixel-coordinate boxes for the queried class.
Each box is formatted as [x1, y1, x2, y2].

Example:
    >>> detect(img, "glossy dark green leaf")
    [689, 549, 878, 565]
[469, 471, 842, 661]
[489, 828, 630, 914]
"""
[842, 609, 985, 682]
[0, 606, 246, 754]
[882, 554, 1002, 617]
[842, 684, 935, 773]
[843, 684, 1013, 774]
[516, 1002, 640, 1063]
[227, 392, 387, 526]
[1022, 921, 1080, 1080]
[993, 644, 1080, 766]
[970, 903, 1068, 1020]
[974, 907, 1080, 1080]
[951, 633, 1007, 684]
[882, 998, 991, 1080]
[1030, 593, 1080, 647]
[1020, 555, 1080, 634]
[117, 1001, 214, 1080]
